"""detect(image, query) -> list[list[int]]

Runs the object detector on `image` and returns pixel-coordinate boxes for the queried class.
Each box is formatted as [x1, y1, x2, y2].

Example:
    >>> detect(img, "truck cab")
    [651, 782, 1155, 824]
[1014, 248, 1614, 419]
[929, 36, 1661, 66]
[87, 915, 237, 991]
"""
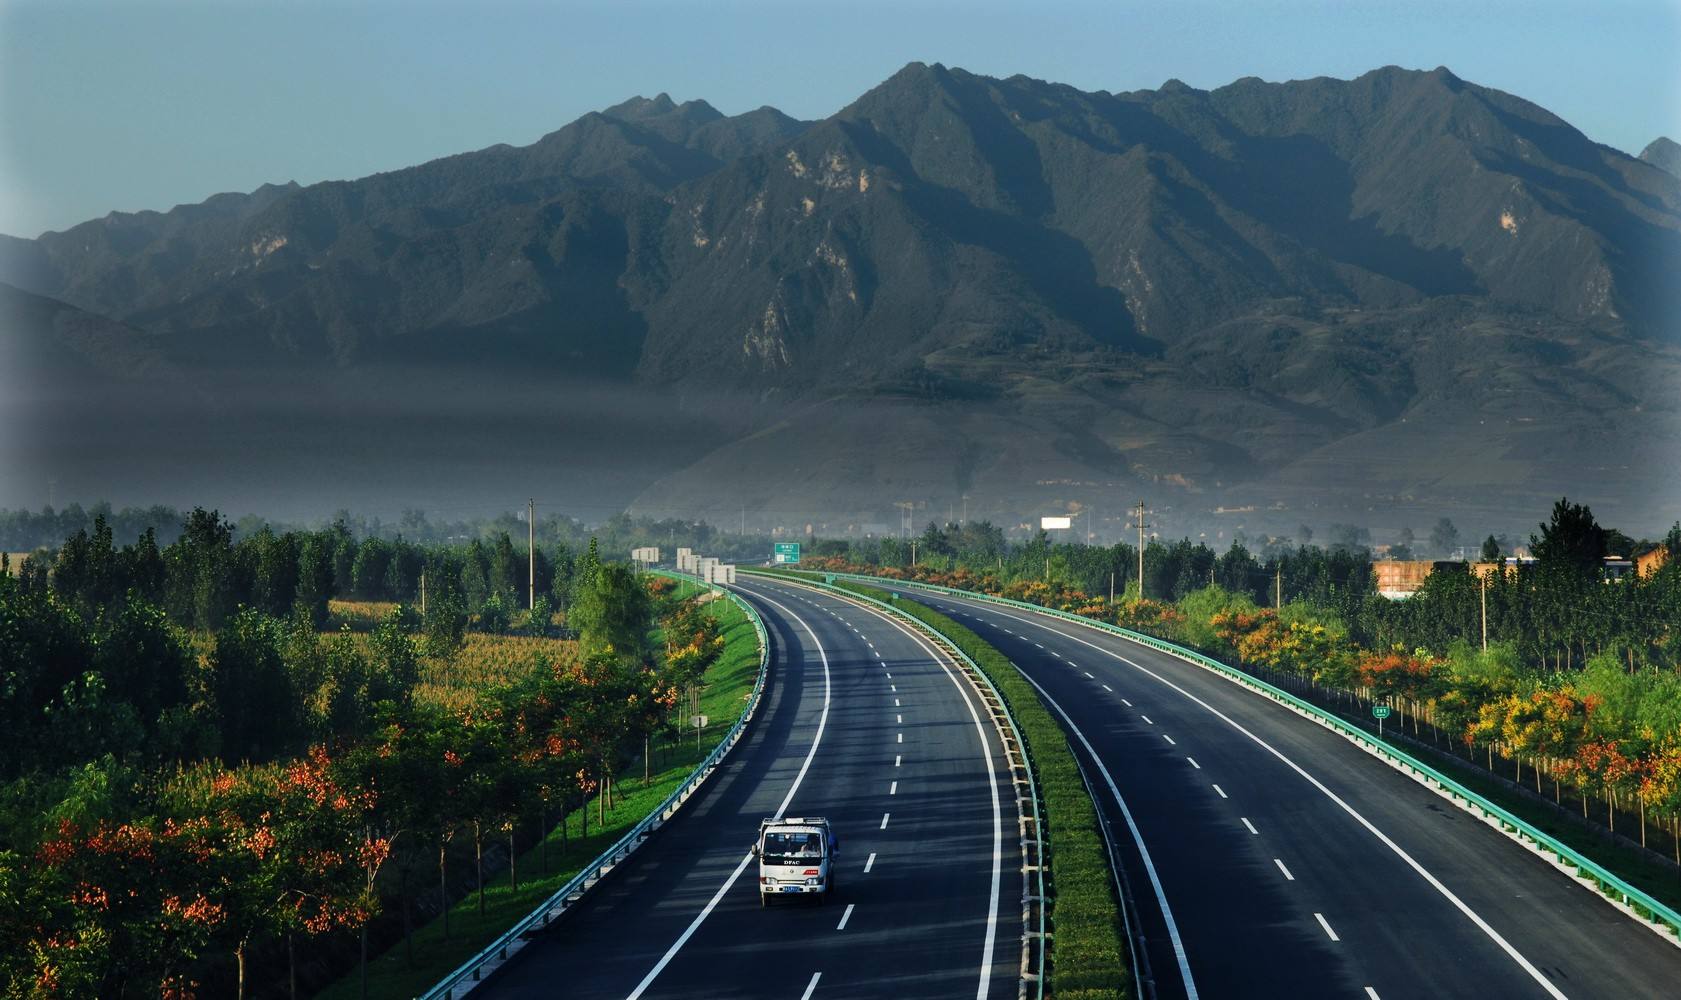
[754, 817, 837, 905]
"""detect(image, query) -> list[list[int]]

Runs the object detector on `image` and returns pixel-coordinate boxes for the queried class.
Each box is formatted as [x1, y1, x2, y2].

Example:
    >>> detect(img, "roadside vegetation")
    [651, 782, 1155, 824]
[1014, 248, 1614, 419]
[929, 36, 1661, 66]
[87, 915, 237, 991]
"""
[797, 499, 1681, 905]
[0, 510, 755, 999]
[769, 571, 1129, 999]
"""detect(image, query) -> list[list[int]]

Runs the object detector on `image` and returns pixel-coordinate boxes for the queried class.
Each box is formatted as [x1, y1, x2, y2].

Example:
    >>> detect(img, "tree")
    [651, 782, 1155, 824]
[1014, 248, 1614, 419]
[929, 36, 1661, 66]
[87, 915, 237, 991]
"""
[1480, 534, 1502, 561]
[569, 562, 651, 663]
[1531, 497, 1608, 578]
[211, 610, 298, 762]
[1430, 518, 1461, 558]
[295, 532, 336, 628]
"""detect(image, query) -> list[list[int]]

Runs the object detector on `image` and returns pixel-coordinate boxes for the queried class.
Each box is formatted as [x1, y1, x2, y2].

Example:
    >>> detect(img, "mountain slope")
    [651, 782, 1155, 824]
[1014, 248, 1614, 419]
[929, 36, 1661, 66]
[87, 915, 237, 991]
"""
[3, 65, 1677, 532]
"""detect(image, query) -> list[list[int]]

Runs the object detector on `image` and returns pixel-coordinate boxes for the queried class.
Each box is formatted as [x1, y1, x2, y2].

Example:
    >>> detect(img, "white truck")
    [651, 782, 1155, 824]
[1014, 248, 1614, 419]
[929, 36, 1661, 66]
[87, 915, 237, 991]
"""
[753, 816, 838, 905]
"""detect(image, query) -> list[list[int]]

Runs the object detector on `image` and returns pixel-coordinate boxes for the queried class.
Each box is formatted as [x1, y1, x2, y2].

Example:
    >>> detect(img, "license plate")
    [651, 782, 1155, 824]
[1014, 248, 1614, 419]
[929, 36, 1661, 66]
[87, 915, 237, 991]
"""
[781, 886, 801, 893]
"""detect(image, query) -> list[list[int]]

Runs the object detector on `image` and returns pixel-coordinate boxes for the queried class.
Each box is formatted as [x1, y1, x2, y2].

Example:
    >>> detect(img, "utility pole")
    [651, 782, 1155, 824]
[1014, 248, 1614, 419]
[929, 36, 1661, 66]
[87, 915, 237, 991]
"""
[1480, 571, 1489, 651]
[1109, 572, 1116, 605]
[911, 540, 918, 566]
[1134, 502, 1147, 602]
[1275, 564, 1282, 611]
[528, 498, 536, 609]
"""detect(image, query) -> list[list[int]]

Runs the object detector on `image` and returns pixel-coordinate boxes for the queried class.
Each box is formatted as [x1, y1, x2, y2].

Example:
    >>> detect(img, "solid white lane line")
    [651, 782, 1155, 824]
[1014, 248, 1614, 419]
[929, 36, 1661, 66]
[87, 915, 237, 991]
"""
[627, 589, 832, 1000]
[1242, 817, 1259, 835]
[1121, 698, 1133, 707]
[1275, 859, 1295, 881]
[1015, 671, 1200, 999]
[1314, 912, 1340, 942]
[890, 781, 898, 795]
[1187, 757, 1201, 769]
[864, 853, 876, 873]
[1163, 734, 1176, 746]
[801, 972, 822, 1000]
[1213, 784, 1228, 798]
[837, 903, 856, 930]
[1102, 684, 1113, 692]
[1140, 715, 1154, 725]
[880, 813, 891, 830]
[946, 595, 1570, 1000]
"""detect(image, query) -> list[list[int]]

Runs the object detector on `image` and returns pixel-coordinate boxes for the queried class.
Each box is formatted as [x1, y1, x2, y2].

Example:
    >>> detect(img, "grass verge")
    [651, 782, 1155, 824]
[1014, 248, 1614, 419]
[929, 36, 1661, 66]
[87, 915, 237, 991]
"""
[825, 578, 1129, 1000]
[317, 585, 762, 999]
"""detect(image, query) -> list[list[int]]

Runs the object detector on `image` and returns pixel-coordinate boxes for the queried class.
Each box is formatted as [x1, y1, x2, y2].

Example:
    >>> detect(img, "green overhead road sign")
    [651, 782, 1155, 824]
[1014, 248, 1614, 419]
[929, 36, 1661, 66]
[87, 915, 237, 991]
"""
[1372, 705, 1392, 719]
[773, 542, 801, 565]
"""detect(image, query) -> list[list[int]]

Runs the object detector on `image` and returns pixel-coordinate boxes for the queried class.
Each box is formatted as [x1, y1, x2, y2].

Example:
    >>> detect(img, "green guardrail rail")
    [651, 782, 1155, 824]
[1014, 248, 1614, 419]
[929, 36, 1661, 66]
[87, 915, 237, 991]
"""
[820, 571, 1681, 945]
[416, 571, 771, 999]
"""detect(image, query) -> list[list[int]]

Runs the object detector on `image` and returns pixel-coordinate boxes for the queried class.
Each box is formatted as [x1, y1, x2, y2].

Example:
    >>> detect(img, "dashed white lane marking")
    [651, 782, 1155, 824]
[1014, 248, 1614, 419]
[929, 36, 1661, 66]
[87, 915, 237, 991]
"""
[1314, 912, 1340, 942]
[1242, 817, 1259, 835]
[865, 853, 876, 873]
[1102, 684, 1113, 692]
[897, 733, 903, 743]
[1213, 784, 1228, 798]
[837, 903, 856, 930]
[1121, 698, 1133, 707]
[897, 714, 903, 724]
[876, 652, 884, 659]
[894, 698, 900, 706]
[1084, 671, 1095, 679]
[1364, 988, 1381, 1000]
[1163, 734, 1177, 746]
[1033, 642, 1044, 649]
[890, 684, 896, 692]
[880, 813, 891, 830]
[890, 781, 898, 795]
[1187, 757, 1201, 769]
[1140, 715, 1154, 725]
[801, 972, 822, 999]
[895, 755, 901, 767]
[885, 672, 892, 678]
[1275, 859, 1295, 881]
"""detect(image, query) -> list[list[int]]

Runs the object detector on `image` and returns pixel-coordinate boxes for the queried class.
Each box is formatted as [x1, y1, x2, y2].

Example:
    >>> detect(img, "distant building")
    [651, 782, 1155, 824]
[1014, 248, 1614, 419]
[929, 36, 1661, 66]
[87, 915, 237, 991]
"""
[1374, 560, 1462, 599]
[1637, 548, 1670, 578]
[1602, 556, 1635, 582]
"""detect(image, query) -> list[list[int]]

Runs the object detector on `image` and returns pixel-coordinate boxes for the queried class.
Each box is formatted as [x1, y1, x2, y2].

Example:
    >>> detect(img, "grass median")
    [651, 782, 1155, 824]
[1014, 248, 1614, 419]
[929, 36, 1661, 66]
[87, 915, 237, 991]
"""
[318, 584, 762, 999]
[810, 576, 1128, 1000]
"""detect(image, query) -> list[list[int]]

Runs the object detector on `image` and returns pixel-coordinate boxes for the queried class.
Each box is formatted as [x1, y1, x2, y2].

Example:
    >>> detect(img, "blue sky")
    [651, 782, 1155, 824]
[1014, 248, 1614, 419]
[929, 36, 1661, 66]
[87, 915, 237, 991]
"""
[1, 0, 1676, 237]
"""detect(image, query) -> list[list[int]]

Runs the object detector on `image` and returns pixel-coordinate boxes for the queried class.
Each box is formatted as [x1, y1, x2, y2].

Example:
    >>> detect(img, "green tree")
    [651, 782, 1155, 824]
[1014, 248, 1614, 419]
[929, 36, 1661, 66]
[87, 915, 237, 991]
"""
[570, 562, 652, 662]
[211, 610, 297, 762]
[1480, 534, 1502, 561]
[1531, 497, 1608, 578]
[295, 532, 336, 628]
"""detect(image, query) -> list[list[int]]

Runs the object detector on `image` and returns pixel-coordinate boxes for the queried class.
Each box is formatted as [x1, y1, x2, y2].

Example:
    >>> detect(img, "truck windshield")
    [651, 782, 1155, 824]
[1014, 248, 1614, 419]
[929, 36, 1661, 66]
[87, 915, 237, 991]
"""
[761, 831, 826, 864]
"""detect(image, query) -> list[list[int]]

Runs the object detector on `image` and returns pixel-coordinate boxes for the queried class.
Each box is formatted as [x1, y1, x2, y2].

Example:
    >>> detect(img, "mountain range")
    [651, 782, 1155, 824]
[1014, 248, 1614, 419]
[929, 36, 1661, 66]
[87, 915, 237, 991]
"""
[3, 63, 1678, 538]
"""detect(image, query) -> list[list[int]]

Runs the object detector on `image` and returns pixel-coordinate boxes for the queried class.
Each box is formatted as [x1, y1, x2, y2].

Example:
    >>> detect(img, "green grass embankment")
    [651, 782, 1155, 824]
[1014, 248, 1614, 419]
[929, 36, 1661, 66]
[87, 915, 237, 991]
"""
[825, 579, 1129, 1000]
[318, 587, 762, 1000]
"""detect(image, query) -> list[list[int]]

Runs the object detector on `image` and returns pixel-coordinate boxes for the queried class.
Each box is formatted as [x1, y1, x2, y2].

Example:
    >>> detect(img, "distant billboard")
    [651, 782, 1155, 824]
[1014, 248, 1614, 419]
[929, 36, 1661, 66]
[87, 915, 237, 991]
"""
[1040, 516, 1073, 530]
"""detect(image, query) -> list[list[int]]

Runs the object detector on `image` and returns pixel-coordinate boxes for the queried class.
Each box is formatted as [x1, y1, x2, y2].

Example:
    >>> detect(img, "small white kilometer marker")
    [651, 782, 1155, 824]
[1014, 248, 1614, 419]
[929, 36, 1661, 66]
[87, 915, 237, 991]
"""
[864, 853, 876, 873]
[1275, 859, 1294, 881]
[889, 781, 897, 795]
[880, 813, 890, 830]
[1315, 912, 1340, 942]
[837, 903, 856, 930]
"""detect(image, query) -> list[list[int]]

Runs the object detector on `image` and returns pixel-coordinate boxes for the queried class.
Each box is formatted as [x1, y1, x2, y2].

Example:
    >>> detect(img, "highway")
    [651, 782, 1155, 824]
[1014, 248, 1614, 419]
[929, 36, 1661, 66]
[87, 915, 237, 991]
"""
[893, 586, 1681, 1000]
[480, 577, 1021, 999]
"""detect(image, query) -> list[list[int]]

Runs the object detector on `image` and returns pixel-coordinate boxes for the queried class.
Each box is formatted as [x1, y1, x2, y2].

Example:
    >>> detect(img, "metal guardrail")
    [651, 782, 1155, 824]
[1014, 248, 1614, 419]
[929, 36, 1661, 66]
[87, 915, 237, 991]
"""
[744, 569, 1047, 999]
[417, 572, 771, 999]
[822, 571, 1681, 945]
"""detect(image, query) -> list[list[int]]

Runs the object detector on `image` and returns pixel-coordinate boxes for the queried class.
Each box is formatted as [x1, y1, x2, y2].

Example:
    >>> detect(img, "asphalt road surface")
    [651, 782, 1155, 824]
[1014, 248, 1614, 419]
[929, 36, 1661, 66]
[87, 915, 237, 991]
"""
[899, 586, 1681, 1000]
[480, 577, 1021, 999]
